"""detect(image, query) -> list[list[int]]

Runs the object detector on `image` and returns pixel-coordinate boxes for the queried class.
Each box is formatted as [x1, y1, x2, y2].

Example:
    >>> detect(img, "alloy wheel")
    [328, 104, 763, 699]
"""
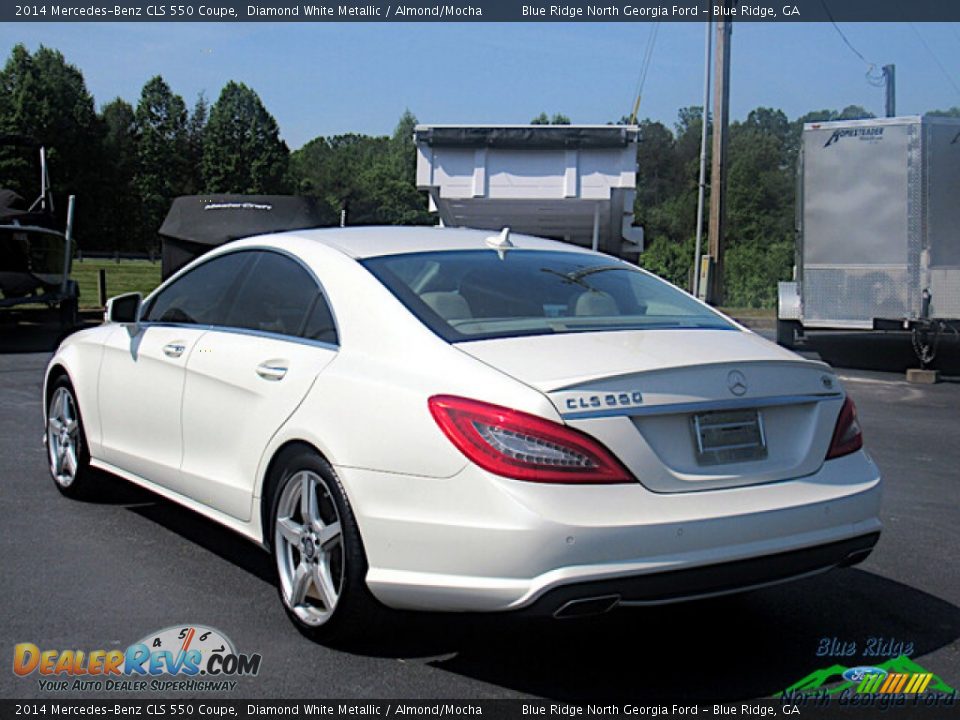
[47, 387, 80, 487]
[274, 470, 345, 626]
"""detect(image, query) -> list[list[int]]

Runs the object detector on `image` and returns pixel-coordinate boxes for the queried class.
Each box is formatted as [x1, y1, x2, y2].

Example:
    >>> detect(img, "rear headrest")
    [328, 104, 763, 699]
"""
[573, 290, 619, 317]
[421, 291, 472, 321]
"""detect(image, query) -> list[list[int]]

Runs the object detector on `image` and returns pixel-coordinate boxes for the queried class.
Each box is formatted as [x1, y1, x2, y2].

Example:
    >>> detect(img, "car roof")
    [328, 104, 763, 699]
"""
[274, 225, 594, 259]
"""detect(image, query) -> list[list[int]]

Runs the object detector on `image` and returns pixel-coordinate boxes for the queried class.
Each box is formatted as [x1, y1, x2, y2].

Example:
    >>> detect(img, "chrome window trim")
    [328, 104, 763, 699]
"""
[137, 320, 339, 353]
[139, 245, 341, 347]
[560, 392, 842, 421]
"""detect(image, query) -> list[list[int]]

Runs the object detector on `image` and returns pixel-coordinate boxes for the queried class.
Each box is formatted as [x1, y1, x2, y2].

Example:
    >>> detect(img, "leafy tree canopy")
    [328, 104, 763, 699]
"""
[531, 112, 572, 125]
[202, 81, 289, 194]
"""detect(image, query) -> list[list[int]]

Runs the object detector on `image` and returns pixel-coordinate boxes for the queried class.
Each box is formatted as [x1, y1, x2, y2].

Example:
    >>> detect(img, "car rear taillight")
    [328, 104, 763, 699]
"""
[428, 395, 632, 484]
[826, 396, 863, 460]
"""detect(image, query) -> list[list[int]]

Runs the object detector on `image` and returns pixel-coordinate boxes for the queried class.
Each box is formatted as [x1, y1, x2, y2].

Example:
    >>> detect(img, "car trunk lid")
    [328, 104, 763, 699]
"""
[456, 329, 843, 493]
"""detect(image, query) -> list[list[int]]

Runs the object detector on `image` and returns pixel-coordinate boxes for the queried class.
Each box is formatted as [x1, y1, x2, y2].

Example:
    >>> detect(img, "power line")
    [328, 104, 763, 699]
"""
[820, 0, 872, 66]
[629, 22, 660, 123]
[820, 0, 884, 86]
[910, 23, 960, 101]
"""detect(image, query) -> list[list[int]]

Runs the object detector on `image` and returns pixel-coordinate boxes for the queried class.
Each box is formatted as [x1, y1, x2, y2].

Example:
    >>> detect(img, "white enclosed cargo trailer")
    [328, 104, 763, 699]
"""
[778, 115, 960, 363]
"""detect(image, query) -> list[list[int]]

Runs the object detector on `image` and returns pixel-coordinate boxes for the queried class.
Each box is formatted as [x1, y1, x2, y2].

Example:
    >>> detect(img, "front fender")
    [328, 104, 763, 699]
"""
[43, 325, 117, 457]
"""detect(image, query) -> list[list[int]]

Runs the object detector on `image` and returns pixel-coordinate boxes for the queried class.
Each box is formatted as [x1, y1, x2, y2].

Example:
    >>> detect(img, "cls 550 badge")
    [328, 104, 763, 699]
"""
[564, 391, 643, 411]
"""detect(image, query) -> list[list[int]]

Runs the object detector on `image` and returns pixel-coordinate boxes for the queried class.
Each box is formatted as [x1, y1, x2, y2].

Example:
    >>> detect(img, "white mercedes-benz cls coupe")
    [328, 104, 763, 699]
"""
[43, 226, 881, 641]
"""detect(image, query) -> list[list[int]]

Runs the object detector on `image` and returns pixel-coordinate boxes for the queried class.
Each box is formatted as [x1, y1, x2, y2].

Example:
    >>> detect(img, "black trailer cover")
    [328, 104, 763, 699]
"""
[0, 189, 57, 228]
[158, 195, 331, 279]
[0, 190, 25, 221]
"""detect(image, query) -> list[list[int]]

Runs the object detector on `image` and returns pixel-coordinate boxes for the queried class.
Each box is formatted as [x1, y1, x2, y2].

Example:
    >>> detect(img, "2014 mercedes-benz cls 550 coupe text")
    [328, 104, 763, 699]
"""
[43, 227, 881, 641]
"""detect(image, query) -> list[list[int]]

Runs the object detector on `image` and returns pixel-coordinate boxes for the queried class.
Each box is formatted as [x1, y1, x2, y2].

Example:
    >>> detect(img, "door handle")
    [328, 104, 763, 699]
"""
[256, 361, 288, 381]
[163, 342, 186, 358]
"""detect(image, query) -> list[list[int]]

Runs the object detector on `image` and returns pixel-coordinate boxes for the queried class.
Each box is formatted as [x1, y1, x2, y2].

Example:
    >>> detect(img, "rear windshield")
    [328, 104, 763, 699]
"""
[361, 250, 734, 342]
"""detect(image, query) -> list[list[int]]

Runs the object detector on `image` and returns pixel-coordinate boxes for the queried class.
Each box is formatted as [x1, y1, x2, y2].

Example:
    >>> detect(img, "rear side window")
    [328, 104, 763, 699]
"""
[301, 295, 338, 345]
[225, 251, 328, 340]
[143, 252, 251, 325]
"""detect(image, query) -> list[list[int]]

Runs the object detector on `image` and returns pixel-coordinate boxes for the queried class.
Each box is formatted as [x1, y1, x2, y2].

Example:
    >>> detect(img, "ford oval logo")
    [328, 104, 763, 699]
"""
[727, 370, 748, 396]
[842, 666, 888, 683]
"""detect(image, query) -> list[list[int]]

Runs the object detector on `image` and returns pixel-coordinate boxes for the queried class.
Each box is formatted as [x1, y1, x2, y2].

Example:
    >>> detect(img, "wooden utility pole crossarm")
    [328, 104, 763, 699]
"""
[708, 13, 732, 306]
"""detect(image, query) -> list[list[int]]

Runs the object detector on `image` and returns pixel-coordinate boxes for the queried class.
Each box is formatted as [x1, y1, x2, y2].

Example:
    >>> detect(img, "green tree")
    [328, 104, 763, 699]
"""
[202, 81, 289, 194]
[390, 108, 419, 184]
[100, 98, 138, 251]
[837, 105, 875, 120]
[0, 44, 106, 243]
[289, 111, 430, 226]
[530, 112, 571, 125]
[638, 235, 696, 288]
[134, 75, 189, 247]
[723, 238, 794, 308]
[291, 133, 386, 220]
[184, 92, 208, 194]
[726, 116, 793, 245]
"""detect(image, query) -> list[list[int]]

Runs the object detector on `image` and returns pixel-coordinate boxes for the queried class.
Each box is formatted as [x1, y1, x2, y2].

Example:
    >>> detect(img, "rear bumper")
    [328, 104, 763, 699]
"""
[339, 450, 882, 614]
[520, 531, 880, 618]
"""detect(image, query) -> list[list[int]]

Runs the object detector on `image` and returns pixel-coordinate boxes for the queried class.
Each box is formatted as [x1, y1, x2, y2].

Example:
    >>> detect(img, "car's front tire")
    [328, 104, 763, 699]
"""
[269, 448, 387, 644]
[46, 377, 95, 498]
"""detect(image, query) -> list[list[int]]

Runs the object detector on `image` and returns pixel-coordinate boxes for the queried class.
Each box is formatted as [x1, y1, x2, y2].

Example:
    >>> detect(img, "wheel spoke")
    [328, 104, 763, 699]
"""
[318, 521, 341, 550]
[65, 419, 78, 435]
[49, 417, 64, 433]
[55, 443, 67, 473]
[300, 473, 318, 523]
[277, 517, 302, 545]
[63, 446, 78, 477]
[313, 560, 337, 610]
[53, 391, 65, 422]
[290, 562, 312, 606]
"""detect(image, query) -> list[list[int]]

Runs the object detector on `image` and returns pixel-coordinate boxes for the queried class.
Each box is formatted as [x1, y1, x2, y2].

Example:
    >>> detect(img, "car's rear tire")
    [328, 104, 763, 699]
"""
[268, 448, 388, 644]
[46, 377, 95, 498]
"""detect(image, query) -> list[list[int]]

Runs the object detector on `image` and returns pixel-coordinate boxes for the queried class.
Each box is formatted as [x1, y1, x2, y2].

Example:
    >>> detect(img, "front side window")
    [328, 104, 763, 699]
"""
[142, 249, 338, 345]
[143, 251, 252, 325]
[362, 250, 733, 342]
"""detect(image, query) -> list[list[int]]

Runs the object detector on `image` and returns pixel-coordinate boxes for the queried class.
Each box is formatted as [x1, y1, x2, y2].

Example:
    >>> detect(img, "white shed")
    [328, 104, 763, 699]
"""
[415, 125, 643, 257]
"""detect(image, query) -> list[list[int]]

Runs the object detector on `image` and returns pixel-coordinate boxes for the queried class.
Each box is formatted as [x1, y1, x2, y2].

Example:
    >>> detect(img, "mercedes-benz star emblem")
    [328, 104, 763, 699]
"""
[727, 370, 748, 396]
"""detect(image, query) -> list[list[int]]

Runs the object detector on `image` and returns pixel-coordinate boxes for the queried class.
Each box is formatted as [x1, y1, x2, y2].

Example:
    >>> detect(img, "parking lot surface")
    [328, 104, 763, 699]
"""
[1, 320, 958, 701]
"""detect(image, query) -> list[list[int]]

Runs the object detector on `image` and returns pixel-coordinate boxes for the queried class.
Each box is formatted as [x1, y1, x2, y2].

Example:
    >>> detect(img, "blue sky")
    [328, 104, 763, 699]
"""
[4, 22, 960, 148]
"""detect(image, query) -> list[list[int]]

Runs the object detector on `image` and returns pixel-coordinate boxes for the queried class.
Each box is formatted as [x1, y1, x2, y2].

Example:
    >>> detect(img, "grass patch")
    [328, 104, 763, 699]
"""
[719, 307, 776, 320]
[72, 259, 162, 309]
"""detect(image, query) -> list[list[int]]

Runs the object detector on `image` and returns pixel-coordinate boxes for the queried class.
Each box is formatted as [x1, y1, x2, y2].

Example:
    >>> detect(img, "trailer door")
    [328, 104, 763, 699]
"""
[802, 120, 914, 328]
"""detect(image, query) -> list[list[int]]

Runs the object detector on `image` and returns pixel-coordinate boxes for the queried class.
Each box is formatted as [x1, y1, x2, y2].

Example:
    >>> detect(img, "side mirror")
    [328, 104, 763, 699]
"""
[105, 293, 142, 324]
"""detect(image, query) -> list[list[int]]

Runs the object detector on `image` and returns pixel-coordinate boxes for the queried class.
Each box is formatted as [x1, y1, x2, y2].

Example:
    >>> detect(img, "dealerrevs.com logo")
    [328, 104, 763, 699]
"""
[13, 625, 261, 692]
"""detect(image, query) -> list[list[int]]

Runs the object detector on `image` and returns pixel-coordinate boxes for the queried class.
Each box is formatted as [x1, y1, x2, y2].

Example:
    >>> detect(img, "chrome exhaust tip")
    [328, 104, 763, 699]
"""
[553, 594, 620, 619]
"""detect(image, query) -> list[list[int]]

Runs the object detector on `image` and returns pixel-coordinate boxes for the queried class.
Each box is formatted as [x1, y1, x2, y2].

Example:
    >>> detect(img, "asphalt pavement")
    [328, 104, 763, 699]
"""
[0, 315, 958, 702]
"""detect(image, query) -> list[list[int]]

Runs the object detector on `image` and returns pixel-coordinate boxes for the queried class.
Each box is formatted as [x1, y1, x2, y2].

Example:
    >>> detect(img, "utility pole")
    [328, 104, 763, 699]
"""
[707, 13, 732, 305]
[692, 13, 712, 300]
[883, 64, 896, 117]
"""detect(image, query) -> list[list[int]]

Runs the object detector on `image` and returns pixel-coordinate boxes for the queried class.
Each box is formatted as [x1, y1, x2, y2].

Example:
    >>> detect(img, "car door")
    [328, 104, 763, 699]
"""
[178, 250, 339, 521]
[97, 252, 253, 489]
